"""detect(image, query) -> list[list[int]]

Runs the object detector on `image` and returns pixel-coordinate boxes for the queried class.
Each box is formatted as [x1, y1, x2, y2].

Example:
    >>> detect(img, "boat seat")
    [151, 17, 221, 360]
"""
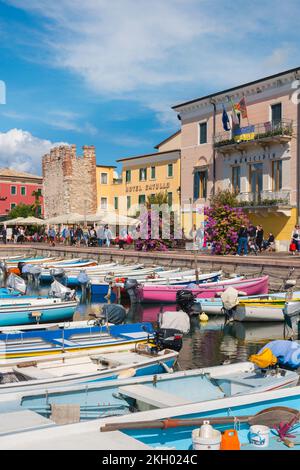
[12, 366, 54, 380]
[118, 384, 193, 408]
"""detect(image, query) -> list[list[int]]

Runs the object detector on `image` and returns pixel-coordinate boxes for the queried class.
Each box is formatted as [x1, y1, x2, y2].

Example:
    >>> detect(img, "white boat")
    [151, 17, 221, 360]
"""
[0, 348, 178, 393]
[0, 361, 297, 445]
[232, 299, 300, 322]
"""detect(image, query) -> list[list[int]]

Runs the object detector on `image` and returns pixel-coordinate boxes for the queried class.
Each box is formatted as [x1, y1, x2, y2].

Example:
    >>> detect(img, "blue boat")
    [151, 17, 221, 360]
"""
[109, 385, 300, 451]
[1, 376, 300, 449]
[0, 288, 22, 298]
[0, 321, 154, 359]
[15, 361, 298, 416]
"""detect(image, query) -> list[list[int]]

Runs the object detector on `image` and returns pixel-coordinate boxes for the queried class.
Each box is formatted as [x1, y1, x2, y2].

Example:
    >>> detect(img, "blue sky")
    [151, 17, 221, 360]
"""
[0, 0, 299, 175]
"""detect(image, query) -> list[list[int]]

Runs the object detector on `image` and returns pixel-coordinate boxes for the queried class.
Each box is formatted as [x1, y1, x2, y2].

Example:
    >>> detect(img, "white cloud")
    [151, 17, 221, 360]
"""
[0, 128, 67, 174]
[4, 0, 300, 126]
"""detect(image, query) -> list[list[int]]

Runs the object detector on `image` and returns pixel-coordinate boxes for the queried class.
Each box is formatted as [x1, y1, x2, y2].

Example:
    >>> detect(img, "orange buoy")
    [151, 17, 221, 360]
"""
[220, 430, 240, 450]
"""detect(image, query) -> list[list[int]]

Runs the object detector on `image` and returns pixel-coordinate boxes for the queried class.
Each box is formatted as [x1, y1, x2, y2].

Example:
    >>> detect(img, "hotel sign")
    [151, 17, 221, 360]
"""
[125, 182, 170, 193]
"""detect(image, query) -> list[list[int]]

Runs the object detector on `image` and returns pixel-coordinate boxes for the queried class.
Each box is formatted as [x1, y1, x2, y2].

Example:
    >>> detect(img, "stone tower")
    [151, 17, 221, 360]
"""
[42, 144, 97, 218]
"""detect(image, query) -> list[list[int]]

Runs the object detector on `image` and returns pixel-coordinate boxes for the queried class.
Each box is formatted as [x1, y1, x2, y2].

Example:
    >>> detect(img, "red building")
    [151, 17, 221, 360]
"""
[0, 168, 43, 218]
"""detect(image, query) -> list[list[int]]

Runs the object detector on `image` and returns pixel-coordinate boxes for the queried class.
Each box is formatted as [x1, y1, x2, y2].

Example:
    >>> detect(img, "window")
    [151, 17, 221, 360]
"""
[21, 186, 26, 196]
[199, 122, 207, 144]
[10, 203, 16, 209]
[127, 196, 131, 209]
[139, 168, 147, 181]
[100, 197, 107, 210]
[101, 173, 108, 184]
[168, 192, 172, 206]
[11, 186, 16, 195]
[151, 166, 156, 179]
[167, 164, 173, 178]
[125, 170, 131, 183]
[37, 188, 42, 196]
[138, 194, 146, 205]
[249, 163, 263, 195]
[272, 160, 282, 191]
[114, 197, 118, 210]
[193, 170, 208, 200]
[232, 166, 241, 193]
[271, 103, 282, 127]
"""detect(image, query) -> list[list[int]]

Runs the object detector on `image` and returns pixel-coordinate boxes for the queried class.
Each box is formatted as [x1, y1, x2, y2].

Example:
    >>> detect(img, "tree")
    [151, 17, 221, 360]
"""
[32, 190, 42, 217]
[7, 203, 35, 219]
[204, 201, 249, 255]
[210, 188, 239, 207]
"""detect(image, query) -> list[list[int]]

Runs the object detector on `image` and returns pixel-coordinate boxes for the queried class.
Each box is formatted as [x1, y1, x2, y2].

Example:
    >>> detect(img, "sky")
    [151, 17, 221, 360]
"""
[0, 0, 299, 175]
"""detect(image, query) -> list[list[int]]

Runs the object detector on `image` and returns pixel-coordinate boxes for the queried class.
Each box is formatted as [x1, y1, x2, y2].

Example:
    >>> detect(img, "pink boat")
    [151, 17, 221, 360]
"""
[137, 276, 269, 303]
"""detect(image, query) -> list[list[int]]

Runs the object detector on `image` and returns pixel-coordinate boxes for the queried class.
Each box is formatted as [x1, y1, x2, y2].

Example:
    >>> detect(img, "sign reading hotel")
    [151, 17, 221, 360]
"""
[125, 182, 170, 193]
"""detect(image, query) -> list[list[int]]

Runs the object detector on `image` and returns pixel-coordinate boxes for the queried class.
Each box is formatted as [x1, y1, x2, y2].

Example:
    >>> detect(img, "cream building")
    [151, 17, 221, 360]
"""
[173, 67, 300, 250]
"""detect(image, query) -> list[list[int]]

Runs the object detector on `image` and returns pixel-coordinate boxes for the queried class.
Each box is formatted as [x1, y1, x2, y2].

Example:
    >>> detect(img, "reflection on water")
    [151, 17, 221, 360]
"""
[13, 283, 299, 370]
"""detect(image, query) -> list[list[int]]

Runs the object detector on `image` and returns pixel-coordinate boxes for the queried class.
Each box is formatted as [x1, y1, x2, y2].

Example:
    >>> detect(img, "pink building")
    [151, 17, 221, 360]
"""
[0, 168, 43, 218]
[173, 67, 300, 250]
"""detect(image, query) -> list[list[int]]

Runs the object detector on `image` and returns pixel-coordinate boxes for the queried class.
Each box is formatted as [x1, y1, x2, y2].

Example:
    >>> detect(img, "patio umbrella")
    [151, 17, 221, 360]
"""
[16, 216, 45, 225]
[3, 217, 26, 225]
[45, 213, 84, 224]
[90, 211, 139, 226]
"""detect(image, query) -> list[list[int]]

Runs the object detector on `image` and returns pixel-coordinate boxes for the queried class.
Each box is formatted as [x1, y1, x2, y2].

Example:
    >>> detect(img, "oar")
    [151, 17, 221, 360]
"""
[100, 406, 300, 432]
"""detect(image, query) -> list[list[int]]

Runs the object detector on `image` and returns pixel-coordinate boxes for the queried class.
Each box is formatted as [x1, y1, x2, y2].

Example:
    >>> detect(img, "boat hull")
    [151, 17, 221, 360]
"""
[138, 276, 269, 303]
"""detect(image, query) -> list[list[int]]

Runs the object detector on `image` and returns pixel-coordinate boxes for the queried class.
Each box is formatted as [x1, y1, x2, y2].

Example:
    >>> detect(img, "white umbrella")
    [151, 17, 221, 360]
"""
[91, 211, 139, 226]
[45, 213, 84, 224]
[3, 217, 26, 225]
[17, 216, 45, 225]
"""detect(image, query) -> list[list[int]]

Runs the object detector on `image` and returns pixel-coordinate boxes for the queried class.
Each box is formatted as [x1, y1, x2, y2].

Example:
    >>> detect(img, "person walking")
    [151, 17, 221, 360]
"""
[255, 225, 264, 252]
[75, 226, 83, 247]
[96, 225, 104, 247]
[291, 225, 300, 254]
[104, 224, 113, 248]
[236, 224, 248, 256]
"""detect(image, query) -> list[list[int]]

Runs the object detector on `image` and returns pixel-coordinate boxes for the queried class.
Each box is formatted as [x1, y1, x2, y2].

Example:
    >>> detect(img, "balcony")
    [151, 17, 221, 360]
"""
[236, 190, 292, 215]
[214, 120, 293, 152]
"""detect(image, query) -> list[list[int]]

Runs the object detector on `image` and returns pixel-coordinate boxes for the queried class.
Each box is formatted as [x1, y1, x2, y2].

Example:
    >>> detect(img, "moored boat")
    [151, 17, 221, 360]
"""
[137, 276, 269, 303]
[13, 360, 298, 415]
[0, 321, 155, 359]
[0, 347, 178, 393]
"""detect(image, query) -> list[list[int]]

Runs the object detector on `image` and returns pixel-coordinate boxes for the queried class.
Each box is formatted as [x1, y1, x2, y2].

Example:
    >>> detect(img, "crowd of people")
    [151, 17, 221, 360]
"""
[0, 221, 278, 255]
[236, 224, 275, 256]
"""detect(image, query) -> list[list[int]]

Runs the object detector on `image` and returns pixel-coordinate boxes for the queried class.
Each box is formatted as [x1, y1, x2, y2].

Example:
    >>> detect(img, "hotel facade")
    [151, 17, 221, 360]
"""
[173, 67, 300, 250]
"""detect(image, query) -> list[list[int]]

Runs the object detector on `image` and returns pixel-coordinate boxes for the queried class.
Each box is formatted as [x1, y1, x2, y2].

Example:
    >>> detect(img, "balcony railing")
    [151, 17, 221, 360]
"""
[236, 190, 291, 207]
[214, 120, 293, 149]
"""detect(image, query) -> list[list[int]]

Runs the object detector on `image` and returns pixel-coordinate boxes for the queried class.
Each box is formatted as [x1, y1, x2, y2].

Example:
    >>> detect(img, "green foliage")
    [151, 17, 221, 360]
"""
[7, 203, 35, 219]
[210, 189, 239, 208]
[146, 191, 169, 209]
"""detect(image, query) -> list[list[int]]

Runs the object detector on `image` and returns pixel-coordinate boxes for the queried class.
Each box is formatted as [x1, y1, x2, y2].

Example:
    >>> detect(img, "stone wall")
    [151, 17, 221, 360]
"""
[43, 144, 97, 218]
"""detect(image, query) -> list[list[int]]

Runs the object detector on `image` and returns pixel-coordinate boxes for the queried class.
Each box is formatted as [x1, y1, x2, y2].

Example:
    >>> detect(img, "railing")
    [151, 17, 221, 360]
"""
[214, 120, 293, 148]
[236, 190, 291, 207]
[113, 178, 123, 185]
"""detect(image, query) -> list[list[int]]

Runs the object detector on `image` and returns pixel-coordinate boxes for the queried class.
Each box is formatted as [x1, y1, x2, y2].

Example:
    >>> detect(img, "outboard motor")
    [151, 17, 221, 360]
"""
[176, 290, 196, 314]
[18, 262, 26, 276]
[0, 261, 7, 283]
[27, 265, 42, 286]
[77, 271, 91, 303]
[50, 268, 65, 282]
[124, 278, 139, 304]
[6, 273, 27, 294]
[149, 310, 190, 352]
[101, 304, 126, 325]
[48, 279, 76, 301]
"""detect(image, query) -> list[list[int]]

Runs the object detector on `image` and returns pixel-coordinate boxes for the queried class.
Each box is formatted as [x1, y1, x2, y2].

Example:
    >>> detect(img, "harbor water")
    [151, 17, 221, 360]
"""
[22, 283, 298, 370]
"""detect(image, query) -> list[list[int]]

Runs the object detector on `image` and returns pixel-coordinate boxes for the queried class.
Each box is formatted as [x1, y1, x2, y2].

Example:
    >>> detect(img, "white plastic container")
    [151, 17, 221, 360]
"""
[249, 425, 270, 448]
[192, 421, 221, 450]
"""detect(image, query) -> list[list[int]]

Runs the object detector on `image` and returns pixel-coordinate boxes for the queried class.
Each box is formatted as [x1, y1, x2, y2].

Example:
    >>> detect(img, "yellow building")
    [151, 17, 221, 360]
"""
[96, 131, 181, 218]
[117, 131, 181, 216]
[95, 165, 123, 212]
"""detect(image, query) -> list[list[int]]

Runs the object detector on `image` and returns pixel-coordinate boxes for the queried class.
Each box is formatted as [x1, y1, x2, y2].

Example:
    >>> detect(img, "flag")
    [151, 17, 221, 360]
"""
[235, 97, 248, 119]
[222, 105, 230, 131]
[229, 97, 240, 127]
[233, 125, 255, 142]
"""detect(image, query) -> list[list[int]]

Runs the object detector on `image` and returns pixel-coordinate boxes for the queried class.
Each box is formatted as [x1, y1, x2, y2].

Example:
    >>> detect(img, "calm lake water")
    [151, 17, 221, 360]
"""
[22, 282, 298, 370]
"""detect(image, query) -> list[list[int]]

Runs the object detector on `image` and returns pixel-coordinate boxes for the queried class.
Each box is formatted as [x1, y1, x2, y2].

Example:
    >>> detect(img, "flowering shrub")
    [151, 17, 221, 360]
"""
[204, 204, 249, 255]
[135, 209, 170, 252]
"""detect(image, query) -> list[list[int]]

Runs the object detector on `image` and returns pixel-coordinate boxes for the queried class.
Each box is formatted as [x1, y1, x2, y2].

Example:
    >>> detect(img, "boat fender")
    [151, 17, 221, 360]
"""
[199, 312, 209, 322]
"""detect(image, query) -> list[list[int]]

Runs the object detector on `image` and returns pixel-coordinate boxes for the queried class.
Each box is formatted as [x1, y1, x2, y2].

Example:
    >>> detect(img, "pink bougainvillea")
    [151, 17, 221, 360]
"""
[204, 204, 249, 255]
